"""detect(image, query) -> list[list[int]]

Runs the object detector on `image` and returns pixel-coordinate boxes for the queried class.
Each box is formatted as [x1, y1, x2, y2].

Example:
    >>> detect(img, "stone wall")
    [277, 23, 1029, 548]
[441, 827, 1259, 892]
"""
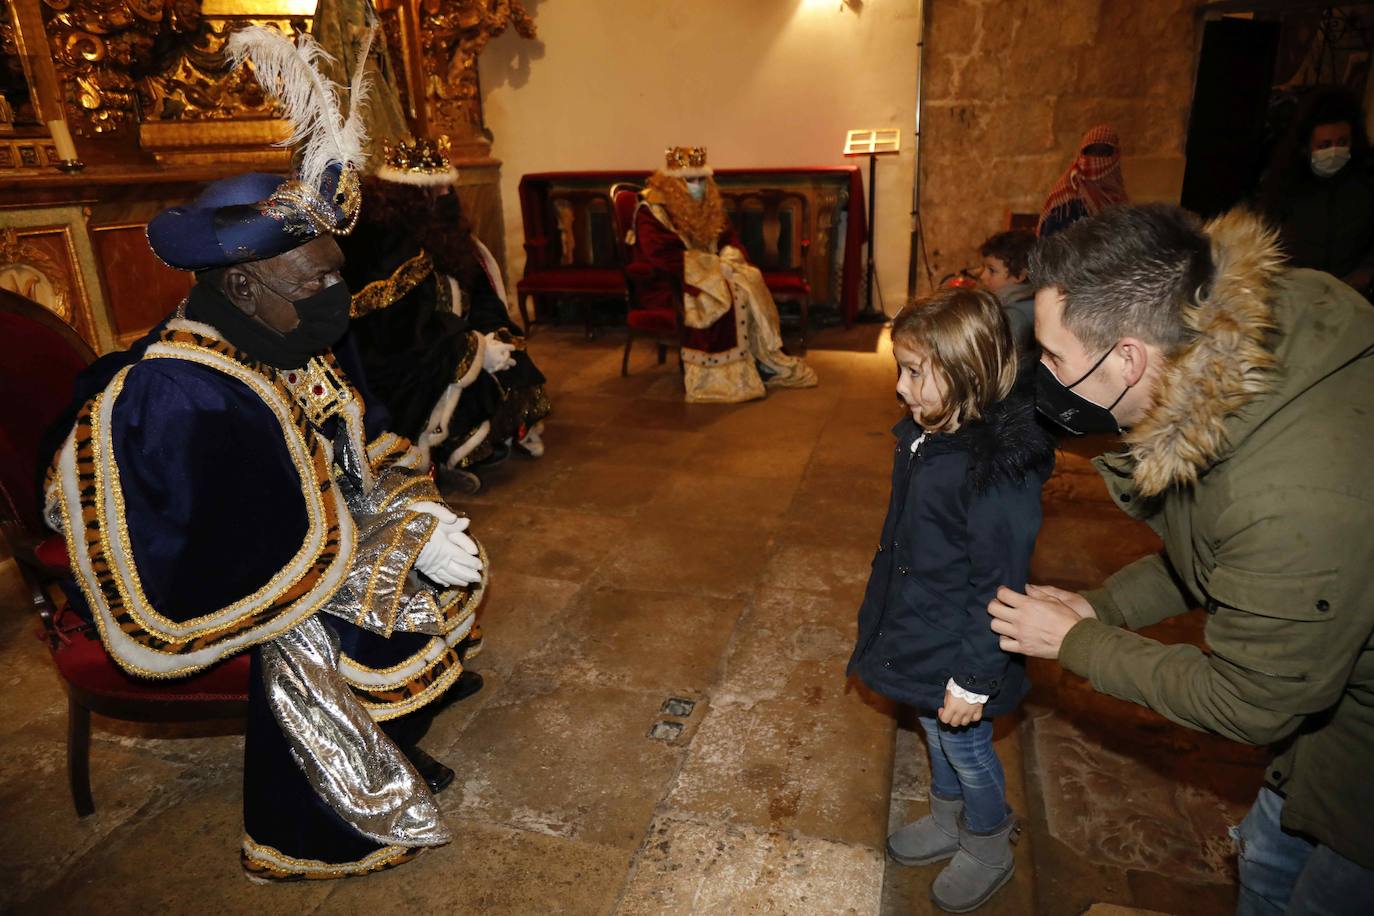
[919, 0, 1200, 289]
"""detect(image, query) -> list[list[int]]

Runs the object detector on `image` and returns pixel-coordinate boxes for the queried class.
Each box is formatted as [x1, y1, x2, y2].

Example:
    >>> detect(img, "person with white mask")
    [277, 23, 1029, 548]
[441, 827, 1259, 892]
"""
[1260, 88, 1374, 297]
[626, 146, 817, 403]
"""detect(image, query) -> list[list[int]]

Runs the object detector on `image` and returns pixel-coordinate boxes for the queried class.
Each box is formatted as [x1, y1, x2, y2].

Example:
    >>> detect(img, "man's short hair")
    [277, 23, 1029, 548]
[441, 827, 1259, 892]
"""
[978, 229, 1037, 278]
[1028, 204, 1214, 353]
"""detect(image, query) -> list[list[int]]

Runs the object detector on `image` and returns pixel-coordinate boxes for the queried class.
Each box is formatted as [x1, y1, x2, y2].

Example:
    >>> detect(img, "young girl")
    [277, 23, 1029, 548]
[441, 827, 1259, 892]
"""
[847, 287, 1054, 913]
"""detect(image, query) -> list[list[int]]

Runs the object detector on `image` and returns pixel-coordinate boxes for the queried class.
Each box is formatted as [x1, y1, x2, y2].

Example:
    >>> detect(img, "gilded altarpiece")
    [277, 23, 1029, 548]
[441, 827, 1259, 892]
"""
[1, 0, 535, 350]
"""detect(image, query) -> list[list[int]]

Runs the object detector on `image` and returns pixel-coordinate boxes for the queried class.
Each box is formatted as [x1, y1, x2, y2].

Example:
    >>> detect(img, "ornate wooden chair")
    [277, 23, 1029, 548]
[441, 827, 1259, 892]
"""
[611, 182, 684, 376]
[515, 188, 626, 337]
[722, 189, 812, 351]
[0, 289, 249, 818]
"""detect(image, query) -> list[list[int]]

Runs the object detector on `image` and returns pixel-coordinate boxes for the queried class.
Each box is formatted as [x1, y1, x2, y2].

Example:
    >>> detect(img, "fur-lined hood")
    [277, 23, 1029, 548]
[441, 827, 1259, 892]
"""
[897, 390, 1057, 495]
[1125, 210, 1283, 496]
[1123, 209, 1374, 496]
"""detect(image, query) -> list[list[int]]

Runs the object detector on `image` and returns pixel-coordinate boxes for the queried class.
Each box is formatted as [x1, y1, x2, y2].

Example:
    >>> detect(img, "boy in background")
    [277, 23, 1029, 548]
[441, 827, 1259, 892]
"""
[978, 229, 1037, 366]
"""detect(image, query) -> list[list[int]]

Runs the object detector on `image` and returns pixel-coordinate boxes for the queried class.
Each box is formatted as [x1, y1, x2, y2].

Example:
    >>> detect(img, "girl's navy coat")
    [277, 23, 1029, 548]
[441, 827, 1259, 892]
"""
[847, 391, 1056, 717]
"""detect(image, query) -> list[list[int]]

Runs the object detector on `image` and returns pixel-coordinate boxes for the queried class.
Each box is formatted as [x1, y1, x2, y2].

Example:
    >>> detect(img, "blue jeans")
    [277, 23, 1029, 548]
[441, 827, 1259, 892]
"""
[1234, 787, 1374, 915]
[917, 716, 1009, 833]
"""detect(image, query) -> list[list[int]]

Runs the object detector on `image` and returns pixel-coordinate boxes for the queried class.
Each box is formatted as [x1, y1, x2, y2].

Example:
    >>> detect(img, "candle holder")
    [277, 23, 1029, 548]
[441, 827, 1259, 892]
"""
[55, 159, 85, 173]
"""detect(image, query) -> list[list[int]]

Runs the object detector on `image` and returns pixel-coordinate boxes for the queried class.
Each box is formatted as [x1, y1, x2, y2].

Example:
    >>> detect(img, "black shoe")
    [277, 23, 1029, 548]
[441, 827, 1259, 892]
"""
[452, 669, 484, 702]
[403, 745, 454, 794]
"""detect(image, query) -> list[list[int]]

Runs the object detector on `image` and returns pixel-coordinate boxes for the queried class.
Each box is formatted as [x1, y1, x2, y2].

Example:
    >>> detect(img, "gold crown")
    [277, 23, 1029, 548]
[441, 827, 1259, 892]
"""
[664, 146, 708, 170]
[381, 136, 454, 174]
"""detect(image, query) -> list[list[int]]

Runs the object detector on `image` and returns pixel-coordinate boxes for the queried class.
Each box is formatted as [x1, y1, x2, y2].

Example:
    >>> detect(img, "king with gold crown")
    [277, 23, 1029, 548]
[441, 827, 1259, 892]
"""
[631, 146, 818, 402]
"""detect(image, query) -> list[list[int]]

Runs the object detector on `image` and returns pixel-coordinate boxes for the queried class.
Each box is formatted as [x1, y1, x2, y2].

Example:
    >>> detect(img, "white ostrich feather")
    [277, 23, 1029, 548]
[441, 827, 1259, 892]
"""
[225, 24, 374, 191]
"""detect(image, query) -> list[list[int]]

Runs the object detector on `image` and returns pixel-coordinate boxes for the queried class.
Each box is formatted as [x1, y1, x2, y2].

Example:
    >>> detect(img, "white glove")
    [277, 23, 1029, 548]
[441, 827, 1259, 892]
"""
[413, 500, 482, 586]
[482, 333, 517, 374]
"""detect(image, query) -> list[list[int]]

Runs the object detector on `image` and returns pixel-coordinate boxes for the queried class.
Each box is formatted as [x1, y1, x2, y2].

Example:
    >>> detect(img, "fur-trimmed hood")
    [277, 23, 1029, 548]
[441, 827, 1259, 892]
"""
[899, 390, 1057, 495]
[1123, 208, 1374, 497]
[1124, 209, 1285, 496]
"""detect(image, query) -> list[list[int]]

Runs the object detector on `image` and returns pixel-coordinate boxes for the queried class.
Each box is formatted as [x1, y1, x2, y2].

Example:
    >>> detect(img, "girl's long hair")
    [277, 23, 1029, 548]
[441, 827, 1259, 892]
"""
[891, 287, 1017, 432]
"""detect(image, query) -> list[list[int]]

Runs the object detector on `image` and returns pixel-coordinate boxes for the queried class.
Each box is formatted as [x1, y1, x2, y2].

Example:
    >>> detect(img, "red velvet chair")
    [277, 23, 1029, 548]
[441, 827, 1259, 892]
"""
[516, 188, 627, 337]
[611, 183, 684, 376]
[0, 289, 249, 817]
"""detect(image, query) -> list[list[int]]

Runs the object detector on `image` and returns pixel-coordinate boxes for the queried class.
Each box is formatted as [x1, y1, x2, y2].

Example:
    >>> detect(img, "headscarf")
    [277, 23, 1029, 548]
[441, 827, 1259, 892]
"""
[1037, 125, 1128, 236]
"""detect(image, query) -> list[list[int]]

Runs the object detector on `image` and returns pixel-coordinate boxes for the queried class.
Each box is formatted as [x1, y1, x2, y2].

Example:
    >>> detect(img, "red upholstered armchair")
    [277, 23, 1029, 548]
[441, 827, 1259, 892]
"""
[611, 183, 683, 376]
[0, 290, 249, 818]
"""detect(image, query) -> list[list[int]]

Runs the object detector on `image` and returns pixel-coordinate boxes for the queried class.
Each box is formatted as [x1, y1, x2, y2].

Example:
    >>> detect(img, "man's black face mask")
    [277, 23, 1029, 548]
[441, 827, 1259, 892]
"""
[191, 275, 351, 370]
[1035, 347, 1127, 436]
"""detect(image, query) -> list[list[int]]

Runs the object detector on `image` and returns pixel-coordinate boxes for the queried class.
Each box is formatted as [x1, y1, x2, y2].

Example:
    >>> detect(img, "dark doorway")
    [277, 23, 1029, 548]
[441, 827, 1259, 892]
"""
[1181, 17, 1283, 217]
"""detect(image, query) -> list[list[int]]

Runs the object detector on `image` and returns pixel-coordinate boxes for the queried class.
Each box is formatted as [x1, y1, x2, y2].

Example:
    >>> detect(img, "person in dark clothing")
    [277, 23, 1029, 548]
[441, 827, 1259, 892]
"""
[848, 287, 1055, 913]
[341, 139, 551, 493]
[1260, 88, 1374, 295]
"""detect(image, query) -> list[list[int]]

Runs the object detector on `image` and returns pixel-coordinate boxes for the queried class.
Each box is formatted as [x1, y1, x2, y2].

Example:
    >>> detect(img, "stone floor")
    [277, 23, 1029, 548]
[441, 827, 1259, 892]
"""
[0, 321, 1262, 914]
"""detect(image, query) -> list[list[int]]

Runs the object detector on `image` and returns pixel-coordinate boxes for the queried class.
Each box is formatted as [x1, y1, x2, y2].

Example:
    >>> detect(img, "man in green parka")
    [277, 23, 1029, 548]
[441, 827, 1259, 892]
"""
[987, 204, 1374, 914]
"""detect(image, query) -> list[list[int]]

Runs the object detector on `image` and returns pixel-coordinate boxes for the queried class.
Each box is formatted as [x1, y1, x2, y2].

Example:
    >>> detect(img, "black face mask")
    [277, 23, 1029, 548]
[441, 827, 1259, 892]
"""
[1035, 348, 1128, 435]
[188, 277, 351, 370]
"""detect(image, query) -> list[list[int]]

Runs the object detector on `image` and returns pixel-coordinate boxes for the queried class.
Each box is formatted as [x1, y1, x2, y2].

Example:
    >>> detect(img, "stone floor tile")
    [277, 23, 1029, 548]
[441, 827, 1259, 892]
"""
[1, 728, 203, 910]
[418, 667, 504, 761]
[805, 428, 900, 478]
[889, 725, 932, 803]
[645, 471, 801, 528]
[528, 461, 671, 516]
[597, 523, 777, 599]
[571, 425, 714, 471]
[318, 819, 630, 916]
[445, 678, 686, 849]
[447, 447, 569, 508]
[664, 685, 893, 847]
[521, 586, 748, 694]
[0, 565, 70, 743]
[465, 506, 632, 582]
[779, 469, 889, 550]
[617, 816, 884, 916]
[712, 588, 856, 704]
[465, 571, 583, 677]
[1032, 512, 1161, 590]
[540, 392, 624, 429]
[664, 588, 891, 847]
[13, 771, 334, 916]
[683, 437, 816, 481]
[1028, 710, 1244, 885]
[610, 396, 731, 433]
[757, 542, 875, 597]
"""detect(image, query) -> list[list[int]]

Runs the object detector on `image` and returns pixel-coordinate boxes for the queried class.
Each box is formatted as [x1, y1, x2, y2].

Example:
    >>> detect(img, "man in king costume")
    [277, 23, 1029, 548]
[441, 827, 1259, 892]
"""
[341, 137, 551, 492]
[41, 26, 485, 880]
[632, 146, 818, 403]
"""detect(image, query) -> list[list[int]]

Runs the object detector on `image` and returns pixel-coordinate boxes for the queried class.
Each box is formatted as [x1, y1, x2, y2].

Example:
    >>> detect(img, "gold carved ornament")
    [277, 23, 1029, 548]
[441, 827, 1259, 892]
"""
[40, 0, 307, 136]
[414, 0, 534, 145]
[0, 227, 73, 321]
[40, 0, 187, 135]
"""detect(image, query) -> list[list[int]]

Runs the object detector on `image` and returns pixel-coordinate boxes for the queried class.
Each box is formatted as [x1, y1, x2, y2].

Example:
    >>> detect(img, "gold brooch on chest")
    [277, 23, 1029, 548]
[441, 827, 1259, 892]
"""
[279, 357, 352, 426]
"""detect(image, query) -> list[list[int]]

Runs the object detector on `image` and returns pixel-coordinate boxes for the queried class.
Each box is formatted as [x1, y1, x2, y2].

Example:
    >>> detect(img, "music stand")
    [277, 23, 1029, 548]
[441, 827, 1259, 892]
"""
[844, 128, 902, 321]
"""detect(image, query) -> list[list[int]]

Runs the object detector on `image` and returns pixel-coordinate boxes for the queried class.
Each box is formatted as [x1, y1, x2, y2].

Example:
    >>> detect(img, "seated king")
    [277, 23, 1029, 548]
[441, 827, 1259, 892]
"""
[631, 146, 818, 403]
[41, 26, 484, 880]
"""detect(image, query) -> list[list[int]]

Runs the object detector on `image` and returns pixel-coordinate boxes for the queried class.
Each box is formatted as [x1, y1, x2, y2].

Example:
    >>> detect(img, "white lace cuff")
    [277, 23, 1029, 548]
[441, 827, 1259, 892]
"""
[946, 678, 989, 705]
